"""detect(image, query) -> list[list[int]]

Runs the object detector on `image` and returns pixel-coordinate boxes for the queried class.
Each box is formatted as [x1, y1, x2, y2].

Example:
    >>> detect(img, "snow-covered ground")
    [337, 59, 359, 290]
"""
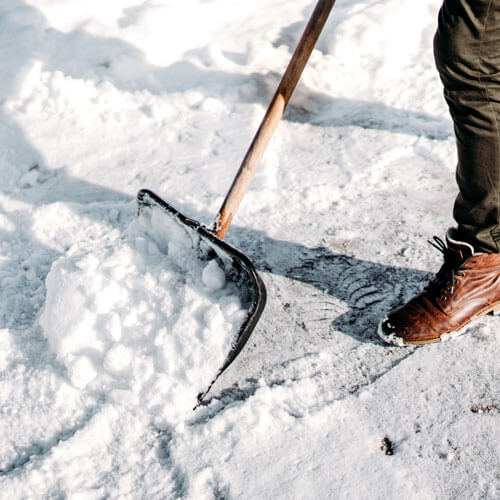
[0, 0, 498, 498]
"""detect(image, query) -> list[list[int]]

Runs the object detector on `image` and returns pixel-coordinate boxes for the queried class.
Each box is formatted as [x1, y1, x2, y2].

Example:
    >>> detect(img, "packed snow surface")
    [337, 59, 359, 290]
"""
[0, 0, 499, 499]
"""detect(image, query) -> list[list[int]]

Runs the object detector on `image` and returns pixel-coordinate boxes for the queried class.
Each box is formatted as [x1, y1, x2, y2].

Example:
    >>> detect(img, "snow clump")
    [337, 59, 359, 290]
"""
[39, 205, 247, 422]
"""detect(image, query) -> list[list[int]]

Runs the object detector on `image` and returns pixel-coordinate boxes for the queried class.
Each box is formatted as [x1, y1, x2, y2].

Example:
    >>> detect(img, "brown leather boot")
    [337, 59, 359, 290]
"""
[378, 229, 500, 345]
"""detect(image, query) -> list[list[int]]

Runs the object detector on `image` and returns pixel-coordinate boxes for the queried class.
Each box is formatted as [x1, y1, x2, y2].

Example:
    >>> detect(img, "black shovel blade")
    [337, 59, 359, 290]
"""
[137, 189, 266, 406]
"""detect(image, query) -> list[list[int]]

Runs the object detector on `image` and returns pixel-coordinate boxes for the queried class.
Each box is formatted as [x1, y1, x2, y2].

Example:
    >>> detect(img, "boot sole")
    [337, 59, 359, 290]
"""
[378, 302, 500, 346]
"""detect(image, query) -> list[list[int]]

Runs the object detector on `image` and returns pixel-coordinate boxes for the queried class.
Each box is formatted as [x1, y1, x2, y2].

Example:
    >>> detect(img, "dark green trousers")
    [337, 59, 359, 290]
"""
[434, 0, 500, 252]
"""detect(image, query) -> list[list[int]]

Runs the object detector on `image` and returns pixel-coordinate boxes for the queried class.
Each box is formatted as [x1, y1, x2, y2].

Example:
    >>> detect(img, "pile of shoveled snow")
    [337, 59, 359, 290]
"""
[39, 203, 246, 422]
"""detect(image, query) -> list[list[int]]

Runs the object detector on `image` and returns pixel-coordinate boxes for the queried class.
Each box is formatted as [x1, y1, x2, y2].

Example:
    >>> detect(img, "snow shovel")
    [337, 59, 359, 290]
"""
[137, 0, 336, 405]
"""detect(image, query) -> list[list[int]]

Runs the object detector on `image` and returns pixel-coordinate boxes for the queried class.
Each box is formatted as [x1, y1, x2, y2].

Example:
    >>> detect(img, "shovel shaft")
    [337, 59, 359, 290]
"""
[213, 0, 336, 239]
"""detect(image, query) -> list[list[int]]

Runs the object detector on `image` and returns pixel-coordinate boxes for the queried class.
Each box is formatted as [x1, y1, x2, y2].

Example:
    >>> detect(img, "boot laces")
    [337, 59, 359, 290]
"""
[427, 236, 472, 300]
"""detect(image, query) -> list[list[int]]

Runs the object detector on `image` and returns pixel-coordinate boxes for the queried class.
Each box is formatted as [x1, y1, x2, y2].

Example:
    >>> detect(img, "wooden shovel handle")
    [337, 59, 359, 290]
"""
[213, 0, 336, 239]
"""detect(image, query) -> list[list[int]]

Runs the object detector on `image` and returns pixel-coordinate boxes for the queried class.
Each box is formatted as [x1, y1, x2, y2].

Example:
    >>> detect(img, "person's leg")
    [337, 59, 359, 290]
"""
[434, 0, 500, 253]
[378, 0, 500, 345]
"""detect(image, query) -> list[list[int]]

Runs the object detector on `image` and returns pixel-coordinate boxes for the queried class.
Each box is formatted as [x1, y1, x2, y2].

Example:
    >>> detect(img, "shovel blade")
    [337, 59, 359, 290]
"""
[137, 189, 266, 405]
